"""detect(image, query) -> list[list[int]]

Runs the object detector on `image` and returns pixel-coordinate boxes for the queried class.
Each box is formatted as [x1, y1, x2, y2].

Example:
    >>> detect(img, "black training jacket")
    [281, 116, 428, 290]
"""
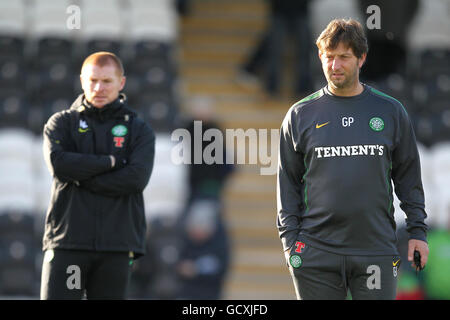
[277, 84, 428, 256]
[42, 93, 155, 257]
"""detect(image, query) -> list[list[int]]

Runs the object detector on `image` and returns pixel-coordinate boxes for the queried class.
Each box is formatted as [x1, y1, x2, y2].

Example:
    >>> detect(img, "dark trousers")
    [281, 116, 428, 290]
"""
[40, 249, 133, 300]
[288, 244, 400, 300]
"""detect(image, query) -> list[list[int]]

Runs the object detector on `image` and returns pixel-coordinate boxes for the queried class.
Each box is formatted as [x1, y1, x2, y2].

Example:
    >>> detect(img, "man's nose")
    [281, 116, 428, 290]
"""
[331, 58, 341, 70]
[93, 82, 103, 91]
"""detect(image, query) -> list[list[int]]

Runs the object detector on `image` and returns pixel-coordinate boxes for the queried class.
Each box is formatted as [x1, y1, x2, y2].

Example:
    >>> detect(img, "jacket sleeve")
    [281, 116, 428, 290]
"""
[43, 112, 114, 183]
[391, 105, 428, 242]
[80, 121, 155, 197]
[277, 108, 306, 252]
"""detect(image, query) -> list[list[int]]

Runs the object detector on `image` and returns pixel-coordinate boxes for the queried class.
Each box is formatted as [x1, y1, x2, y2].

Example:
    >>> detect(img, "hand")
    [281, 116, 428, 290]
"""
[109, 155, 115, 168]
[284, 249, 290, 264]
[408, 239, 429, 269]
[111, 154, 128, 169]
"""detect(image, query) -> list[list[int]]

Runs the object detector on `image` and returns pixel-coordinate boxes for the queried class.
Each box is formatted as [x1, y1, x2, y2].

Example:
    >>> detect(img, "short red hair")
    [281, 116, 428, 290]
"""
[81, 51, 124, 76]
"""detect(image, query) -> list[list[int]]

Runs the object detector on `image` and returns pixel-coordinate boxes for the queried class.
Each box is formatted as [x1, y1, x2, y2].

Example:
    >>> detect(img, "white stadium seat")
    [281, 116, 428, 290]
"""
[310, 0, 364, 39]
[0, 0, 26, 36]
[28, 0, 76, 38]
[392, 143, 438, 227]
[429, 142, 450, 228]
[32, 138, 53, 217]
[0, 129, 36, 212]
[408, 0, 450, 50]
[143, 134, 188, 220]
[128, 4, 178, 42]
[79, 8, 125, 41]
[79, 0, 123, 11]
[0, 128, 34, 160]
[417, 143, 439, 226]
[431, 142, 450, 189]
[128, 0, 176, 12]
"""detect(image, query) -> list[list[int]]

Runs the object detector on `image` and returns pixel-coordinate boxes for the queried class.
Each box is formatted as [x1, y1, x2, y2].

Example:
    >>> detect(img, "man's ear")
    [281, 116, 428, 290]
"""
[119, 76, 126, 91]
[79, 74, 85, 91]
[358, 53, 367, 68]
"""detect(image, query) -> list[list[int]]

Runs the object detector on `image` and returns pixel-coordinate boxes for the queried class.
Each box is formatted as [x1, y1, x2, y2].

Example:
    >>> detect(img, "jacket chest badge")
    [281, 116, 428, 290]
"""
[112, 125, 128, 148]
[78, 119, 90, 133]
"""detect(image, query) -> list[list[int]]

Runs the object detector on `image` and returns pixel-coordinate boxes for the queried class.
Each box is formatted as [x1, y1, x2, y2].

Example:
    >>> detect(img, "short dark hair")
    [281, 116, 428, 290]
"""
[316, 19, 368, 58]
[81, 51, 125, 76]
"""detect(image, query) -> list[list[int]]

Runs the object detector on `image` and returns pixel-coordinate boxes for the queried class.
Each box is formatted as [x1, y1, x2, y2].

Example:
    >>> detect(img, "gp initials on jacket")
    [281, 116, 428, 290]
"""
[314, 144, 384, 158]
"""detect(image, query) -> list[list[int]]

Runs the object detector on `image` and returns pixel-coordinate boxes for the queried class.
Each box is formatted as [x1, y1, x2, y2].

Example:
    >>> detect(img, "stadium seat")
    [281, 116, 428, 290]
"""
[0, 35, 25, 60]
[122, 75, 142, 108]
[0, 87, 29, 129]
[310, 0, 364, 38]
[27, 0, 78, 83]
[412, 112, 434, 147]
[28, 0, 78, 48]
[32, 138, 53, 217]
[79, 5, 124, 41]
[35, 38, 74, 65]
[431, 142, 450, 182]
[428, 189, 450, 229]
[0, 165, 35, 213]
[0, 55, 26, 87]
[408, 0, 450, 51]
[33, 80, 75, 113]
[417, 143, 435, 189]
[128, 54, 177, 98]
[0, 210, 37, 296]
[0, 259, 37, 296]
[0, 210, 35, 238]
[428, 112, 450, 146]
[129, 0, 176, 10]
[416, 143, 438, 227]
[34, 57, 75, 87]
[133, 40, 173, 63]
[128, 0, 178, 43]
[410, 81, 429, 114]
[136, 92, 178, 132]
[27, 105, 48, 136]
[85, 38, 122, 58]
[0, 129, 36, 212]
[32, 95, 75, 133]
[0, 0, 26, 37]
[0, 128, 34, 159]
[143, 134, 187, 220]
[428, 98, 449, 115]
[430, 142, 450, 228]
[415, 49, 450, 81]
[79, 0, 123, 12]
[75, 2, 125, 61]
[129, 214, 181, 299]
[424, 75, 450, 114]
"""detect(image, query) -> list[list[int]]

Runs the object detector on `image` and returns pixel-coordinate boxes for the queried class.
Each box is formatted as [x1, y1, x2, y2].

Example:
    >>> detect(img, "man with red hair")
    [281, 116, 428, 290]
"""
[40, 52, 155, 299]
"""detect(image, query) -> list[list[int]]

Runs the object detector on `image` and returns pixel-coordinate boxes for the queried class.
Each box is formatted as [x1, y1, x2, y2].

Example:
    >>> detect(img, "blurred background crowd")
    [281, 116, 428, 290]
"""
[0, 0, 449, 299]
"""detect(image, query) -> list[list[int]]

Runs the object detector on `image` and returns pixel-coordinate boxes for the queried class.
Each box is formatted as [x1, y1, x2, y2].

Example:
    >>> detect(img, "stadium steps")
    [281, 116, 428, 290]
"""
[179, 0, 295, 299]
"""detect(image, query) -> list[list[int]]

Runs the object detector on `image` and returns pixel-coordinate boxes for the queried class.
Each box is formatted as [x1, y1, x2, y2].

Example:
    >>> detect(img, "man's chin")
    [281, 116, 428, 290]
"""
[329, 81, 345, 89]
[89, 98, 108, 108]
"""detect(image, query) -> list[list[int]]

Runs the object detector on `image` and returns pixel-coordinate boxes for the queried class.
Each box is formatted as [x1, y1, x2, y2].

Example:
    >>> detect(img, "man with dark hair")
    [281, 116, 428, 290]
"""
[277, 19, 428, 299]
[40, 51, 155, 299]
